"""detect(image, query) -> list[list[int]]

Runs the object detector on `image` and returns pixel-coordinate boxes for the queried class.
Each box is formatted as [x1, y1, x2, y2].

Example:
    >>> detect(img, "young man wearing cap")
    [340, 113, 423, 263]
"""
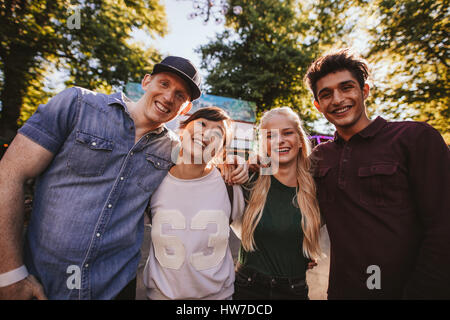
[304, 49, 450, 299]
[0, 56, 219, 300]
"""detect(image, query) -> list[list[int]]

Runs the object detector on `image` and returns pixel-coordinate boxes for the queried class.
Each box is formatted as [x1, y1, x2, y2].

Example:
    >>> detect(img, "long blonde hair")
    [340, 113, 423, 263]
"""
[241, 107, 322, 259]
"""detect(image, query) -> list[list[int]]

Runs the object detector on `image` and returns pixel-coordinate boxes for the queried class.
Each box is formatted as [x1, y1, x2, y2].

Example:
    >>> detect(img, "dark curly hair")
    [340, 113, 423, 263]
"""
[304, 48, 370, 101]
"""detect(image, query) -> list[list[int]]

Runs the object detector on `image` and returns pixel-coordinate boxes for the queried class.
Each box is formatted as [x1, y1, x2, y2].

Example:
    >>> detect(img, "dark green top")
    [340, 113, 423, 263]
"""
[239, 175, 307, 278]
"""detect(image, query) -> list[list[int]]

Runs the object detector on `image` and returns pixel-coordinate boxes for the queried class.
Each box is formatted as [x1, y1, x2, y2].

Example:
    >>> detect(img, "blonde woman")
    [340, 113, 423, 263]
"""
[233, 107, 322, 300]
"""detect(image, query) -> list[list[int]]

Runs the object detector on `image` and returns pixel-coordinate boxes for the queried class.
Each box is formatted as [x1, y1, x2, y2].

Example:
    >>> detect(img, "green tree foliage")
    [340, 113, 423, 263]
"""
[198, 0, 448, 142]
[305, 0, 364, 49]
[197, 0, 375, 130]
[197, 0, 322, 128]
[0, 0, 167, 140]
[367, 0, 449, 143]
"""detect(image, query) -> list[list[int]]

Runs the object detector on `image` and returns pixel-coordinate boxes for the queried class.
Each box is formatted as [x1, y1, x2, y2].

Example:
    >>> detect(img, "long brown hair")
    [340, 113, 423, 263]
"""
[241, 107, 322, 259]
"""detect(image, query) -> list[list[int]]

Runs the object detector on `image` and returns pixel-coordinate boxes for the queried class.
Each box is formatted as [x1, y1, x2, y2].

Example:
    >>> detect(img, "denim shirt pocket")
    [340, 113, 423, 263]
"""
[313, 166, 335, 204]
[137, 153, 172, 193]
[358, 162, 403, 207]
[67, 131, 114, 177]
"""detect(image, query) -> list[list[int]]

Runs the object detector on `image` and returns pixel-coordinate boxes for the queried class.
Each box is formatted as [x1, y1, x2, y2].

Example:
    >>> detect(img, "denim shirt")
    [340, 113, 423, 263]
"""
[18, 87, 179, 299]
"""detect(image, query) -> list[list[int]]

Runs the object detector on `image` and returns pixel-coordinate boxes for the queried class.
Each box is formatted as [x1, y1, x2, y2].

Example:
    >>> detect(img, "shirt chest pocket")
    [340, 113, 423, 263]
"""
[137, 153, 172, 194]
[68, 131, 114, 177]
[358, 162, 404, 207]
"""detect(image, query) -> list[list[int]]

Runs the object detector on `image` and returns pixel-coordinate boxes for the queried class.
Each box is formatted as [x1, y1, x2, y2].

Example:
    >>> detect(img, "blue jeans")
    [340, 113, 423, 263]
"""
[233, 263, 309, 300]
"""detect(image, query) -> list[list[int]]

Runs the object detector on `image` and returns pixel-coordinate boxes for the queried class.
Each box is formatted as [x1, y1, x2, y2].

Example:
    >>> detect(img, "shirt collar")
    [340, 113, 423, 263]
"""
[150, 125, 166, 135]
[107, 92, 128, 109]
[358, 116, 387, 139]
[333, 116, 387, 143]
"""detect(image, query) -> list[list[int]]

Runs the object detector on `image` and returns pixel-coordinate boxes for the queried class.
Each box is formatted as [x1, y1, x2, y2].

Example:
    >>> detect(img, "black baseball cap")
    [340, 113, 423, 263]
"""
[151, 56, 202, 101]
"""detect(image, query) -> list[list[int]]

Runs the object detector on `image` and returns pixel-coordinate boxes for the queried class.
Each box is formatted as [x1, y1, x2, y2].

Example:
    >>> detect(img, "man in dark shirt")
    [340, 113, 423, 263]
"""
[304, 48, 450, 299]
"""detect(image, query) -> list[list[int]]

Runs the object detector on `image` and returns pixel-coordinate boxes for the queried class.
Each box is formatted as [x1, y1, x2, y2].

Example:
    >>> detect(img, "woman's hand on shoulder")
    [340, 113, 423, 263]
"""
[222, 155, 248, 185]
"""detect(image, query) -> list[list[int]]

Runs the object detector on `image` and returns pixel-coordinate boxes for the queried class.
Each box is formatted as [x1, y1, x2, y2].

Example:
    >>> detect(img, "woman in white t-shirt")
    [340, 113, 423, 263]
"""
[143, 107, 246, 300]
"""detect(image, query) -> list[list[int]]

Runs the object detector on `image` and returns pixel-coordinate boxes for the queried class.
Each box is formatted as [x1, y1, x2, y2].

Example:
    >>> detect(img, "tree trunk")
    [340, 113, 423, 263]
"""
[0, 47, 32, 142]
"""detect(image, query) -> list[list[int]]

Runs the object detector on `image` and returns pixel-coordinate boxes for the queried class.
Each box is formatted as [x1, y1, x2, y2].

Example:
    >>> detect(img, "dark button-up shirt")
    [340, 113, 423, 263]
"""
[312, 116, 450, 299]
[18, 87, 179, 299]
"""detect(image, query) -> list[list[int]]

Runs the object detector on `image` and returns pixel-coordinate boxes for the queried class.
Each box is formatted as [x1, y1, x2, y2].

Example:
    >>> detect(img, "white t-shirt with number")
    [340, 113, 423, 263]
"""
[143, 167, 245, 300]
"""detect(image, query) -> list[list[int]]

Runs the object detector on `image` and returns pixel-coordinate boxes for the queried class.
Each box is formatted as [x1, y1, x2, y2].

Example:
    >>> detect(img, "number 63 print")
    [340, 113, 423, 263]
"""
[151, 210, 229, 271]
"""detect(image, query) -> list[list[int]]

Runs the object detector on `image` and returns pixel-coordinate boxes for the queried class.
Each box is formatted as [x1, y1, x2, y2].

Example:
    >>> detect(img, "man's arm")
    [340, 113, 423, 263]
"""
[0, 134, 55, 299]
[403, 124, 450, 299]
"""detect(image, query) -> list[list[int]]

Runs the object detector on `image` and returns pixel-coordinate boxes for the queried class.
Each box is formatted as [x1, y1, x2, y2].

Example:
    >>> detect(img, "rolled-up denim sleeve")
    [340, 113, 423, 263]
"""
[18, 87, 79, 154]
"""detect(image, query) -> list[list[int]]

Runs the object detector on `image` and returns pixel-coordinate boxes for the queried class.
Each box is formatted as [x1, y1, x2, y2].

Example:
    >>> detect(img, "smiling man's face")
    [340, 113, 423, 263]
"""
[315, 69, 370, 137]
[140, 71, 191, 127]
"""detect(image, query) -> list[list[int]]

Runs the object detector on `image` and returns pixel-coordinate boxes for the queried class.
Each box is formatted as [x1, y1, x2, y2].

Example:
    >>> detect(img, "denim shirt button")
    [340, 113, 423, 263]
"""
[96, 233, 101, 237]
[85, 264, 89, 268]
[108, 204, 112, 208]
